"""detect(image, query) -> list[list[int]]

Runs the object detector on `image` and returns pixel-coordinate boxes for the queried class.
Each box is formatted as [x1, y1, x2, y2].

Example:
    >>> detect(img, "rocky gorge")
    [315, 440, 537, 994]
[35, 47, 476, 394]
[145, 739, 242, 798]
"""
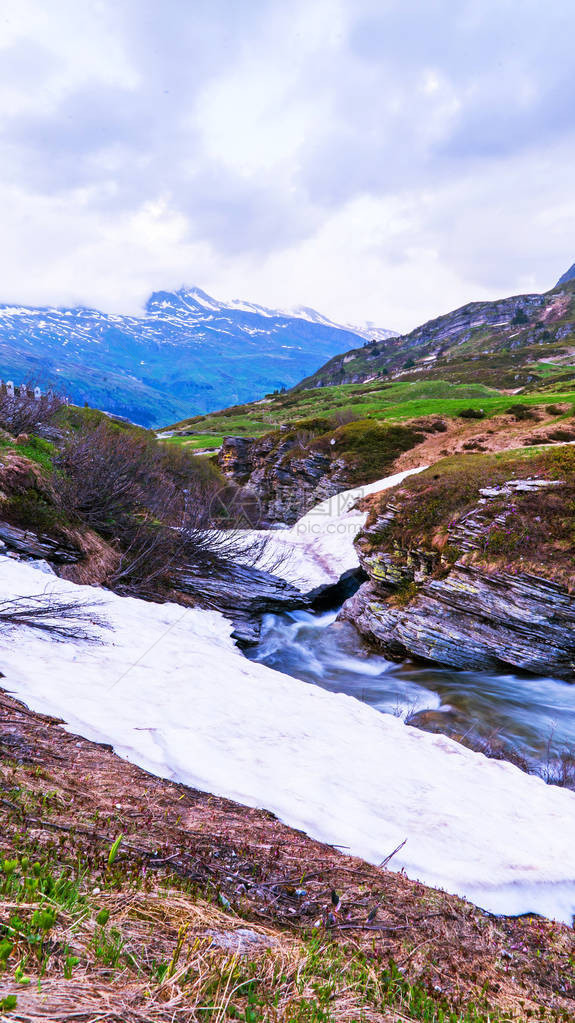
[217, 432, 353, 525]
[217, 417, 426, 524]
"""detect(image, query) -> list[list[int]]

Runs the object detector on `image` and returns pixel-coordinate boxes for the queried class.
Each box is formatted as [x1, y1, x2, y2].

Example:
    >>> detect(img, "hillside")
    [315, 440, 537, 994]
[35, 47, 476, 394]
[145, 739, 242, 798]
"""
[160, 276, 575, 541]
[295, 280, 575, 393]
[0, 288, 392, 427]
[557, 263, 575, 286]
[163, 277, 575, 454]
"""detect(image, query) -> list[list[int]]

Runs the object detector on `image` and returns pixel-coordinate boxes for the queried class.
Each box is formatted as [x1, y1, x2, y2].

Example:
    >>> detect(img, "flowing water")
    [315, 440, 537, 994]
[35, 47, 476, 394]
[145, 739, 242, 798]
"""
[246, 606, 575, 779]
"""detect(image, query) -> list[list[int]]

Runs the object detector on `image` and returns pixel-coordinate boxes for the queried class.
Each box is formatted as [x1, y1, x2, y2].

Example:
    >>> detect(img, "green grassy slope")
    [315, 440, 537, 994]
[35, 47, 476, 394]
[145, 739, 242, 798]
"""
[162, 280, 575, 457]
[163, 378, 575, 451]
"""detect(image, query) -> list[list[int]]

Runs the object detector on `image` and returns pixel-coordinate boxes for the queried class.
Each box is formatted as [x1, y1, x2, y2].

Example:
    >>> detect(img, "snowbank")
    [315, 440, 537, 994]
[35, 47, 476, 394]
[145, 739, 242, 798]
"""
[1, 554, 575, 923]
[257, 467, 427, 591]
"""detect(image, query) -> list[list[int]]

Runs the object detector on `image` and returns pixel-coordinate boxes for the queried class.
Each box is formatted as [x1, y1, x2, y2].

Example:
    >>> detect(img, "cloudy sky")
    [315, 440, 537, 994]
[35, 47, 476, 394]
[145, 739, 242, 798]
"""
[1, 0, 574, 332]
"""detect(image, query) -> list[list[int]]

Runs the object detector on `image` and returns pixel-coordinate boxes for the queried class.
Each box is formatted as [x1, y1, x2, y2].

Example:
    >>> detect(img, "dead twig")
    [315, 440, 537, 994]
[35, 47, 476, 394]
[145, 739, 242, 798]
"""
[379, 838, 407, 869]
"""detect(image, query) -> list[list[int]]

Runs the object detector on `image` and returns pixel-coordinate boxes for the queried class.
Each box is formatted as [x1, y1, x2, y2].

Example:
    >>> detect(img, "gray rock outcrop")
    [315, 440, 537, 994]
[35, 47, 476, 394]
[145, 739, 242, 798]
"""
[342, 476, 575, 681]
[218, 435, 351, 525]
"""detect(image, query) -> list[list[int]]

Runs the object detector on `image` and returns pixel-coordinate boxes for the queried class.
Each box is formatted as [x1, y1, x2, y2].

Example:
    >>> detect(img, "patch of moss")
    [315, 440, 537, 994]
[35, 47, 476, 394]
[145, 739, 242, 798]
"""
[14, 436, 57, 473]
[325, 419, 424, 483]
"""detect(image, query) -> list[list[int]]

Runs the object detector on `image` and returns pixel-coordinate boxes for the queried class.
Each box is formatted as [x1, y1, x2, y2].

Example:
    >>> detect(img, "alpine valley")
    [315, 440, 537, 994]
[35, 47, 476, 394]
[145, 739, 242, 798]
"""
[1, 267, 575, 1023]
[0, 287, 394, 427]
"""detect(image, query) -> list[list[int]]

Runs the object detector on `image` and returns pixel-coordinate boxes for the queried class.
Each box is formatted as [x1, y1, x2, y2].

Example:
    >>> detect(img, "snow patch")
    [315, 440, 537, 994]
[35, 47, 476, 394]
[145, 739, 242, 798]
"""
[0, 551, 575, 922]
[254, 468, 427, 591]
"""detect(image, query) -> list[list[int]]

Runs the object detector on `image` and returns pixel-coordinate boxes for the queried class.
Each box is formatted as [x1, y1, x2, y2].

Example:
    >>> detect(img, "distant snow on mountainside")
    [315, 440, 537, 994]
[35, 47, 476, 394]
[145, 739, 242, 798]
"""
[146, 288, 396, 340]
[0, 287, 393, 427]
[288, 306, 397, 341]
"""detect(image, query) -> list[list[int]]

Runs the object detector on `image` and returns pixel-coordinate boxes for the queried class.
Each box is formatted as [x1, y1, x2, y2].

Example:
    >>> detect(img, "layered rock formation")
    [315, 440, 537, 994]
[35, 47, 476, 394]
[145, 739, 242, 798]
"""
[218, 433, 351, 525]
[0, 521, 83, 564]
[342, 472, 575, 681]
[174, 560, 309, 645]
[217, 418, 426, 526]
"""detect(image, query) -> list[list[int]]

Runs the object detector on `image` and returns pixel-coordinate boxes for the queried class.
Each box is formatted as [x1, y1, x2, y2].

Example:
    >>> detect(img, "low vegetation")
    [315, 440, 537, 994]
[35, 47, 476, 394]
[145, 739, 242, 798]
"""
[163, 379, 575, 457]
[0, 395, 268, 601]
[364, 444, 575, 589]
[0, 387, 64, 437]
[328, 418, 424, 483]
[161, 280, 575, 467]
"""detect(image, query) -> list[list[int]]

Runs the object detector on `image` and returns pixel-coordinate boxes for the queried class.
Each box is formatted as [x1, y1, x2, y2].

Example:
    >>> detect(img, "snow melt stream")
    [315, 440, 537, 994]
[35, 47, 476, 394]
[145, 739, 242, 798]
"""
[0, 470, 575, 923]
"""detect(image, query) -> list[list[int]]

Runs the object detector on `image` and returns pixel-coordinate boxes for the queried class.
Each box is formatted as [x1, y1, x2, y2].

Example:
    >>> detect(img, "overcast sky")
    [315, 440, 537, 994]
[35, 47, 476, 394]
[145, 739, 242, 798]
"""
[1, 0, 574, 332]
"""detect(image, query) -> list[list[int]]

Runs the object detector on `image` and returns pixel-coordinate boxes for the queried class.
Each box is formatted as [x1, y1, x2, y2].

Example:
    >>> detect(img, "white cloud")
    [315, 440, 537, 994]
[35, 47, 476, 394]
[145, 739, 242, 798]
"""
[0, 0, 574, 331]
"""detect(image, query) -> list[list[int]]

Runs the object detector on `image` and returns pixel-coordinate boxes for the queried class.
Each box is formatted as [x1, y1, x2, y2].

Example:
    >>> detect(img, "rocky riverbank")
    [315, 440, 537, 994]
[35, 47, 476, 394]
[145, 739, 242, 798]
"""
[341, 446, 575, 681]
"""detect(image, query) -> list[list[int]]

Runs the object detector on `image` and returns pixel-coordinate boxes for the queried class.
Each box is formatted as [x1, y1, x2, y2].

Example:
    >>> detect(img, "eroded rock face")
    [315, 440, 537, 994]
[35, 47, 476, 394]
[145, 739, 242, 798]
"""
[342, 477, 575, 682]
[174, 560, 310, 645]
[218, 435, 351, 525]
[342, 567, 575, 680]
[0, 522, 83, 564]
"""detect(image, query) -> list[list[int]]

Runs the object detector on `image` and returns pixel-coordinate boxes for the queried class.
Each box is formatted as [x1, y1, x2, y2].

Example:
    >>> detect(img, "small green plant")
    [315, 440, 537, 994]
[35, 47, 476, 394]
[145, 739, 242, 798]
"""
[107, 834, 123, 868]
[30, 907, 56, 933]
[63, 953, 80, 980]
[91, 926, 125, 969]
[0, 939, 13, 967]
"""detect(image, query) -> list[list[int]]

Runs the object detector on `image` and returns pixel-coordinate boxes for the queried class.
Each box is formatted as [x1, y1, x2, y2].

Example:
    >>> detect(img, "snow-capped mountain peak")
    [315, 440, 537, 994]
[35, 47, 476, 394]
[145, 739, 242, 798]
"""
[0, 286, 394, 426]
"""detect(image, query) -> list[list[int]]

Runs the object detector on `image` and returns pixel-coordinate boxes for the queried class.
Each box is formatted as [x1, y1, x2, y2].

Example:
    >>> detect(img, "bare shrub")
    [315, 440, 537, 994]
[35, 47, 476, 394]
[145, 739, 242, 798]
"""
[0, 388, 63, 436]
[543, 751, 575, 790]
[0, 592, 107, 642]
[56, 423, 157, 536]
[291, 428, 316, 452]
[106, 465, 274, 598]
[57, 422, 273, 597]
[333, 407, 359, 427]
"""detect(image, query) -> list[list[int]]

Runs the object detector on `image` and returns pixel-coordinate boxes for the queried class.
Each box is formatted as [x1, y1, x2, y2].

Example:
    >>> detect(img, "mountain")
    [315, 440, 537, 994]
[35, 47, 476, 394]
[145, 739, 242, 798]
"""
[295, 278, 575, 393]
[557, 262, 575, 286]
[0, 287, 393, 427]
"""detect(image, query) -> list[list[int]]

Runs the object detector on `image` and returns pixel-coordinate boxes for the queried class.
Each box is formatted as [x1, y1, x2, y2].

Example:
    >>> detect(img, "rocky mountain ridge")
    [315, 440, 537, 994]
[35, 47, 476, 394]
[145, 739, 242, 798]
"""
[297, 279, 575, 393]
[557, 262, 575, 286]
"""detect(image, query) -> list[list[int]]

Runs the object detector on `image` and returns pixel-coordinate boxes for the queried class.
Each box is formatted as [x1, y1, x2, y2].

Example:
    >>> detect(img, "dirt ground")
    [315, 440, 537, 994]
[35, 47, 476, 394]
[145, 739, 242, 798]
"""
[393, 405, 574, 472]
